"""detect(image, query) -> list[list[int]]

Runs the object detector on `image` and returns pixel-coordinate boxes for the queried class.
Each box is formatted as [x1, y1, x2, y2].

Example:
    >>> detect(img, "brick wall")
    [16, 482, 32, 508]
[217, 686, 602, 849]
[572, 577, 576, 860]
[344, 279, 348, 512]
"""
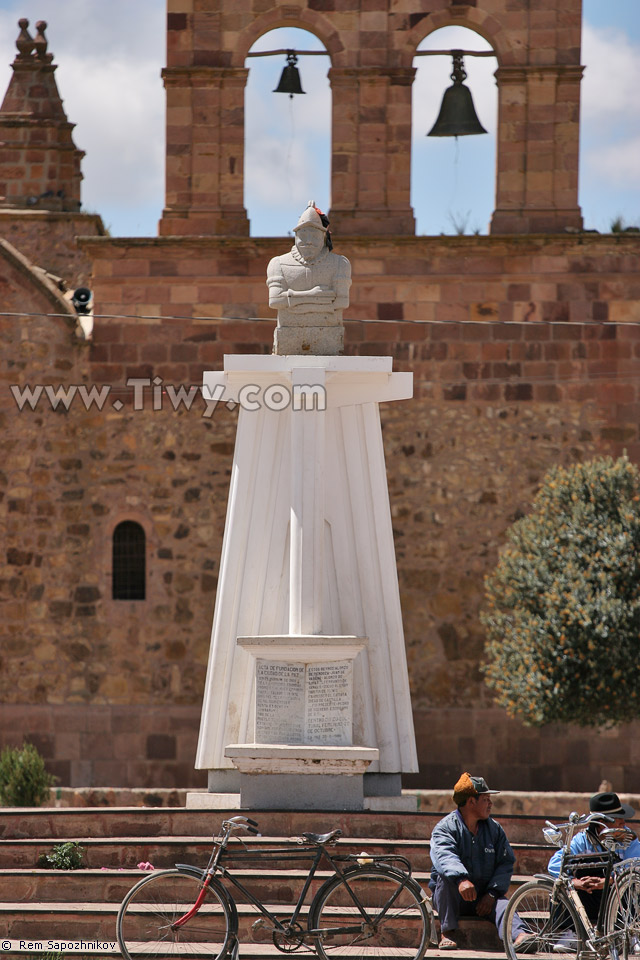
[0, 211, 104, 288]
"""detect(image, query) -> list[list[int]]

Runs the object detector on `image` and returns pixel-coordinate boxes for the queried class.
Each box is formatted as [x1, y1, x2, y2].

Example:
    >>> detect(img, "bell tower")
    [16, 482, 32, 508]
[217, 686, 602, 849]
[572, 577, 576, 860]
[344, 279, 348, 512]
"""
[161, 0, 583, 236]
[161, 0, 583, 237]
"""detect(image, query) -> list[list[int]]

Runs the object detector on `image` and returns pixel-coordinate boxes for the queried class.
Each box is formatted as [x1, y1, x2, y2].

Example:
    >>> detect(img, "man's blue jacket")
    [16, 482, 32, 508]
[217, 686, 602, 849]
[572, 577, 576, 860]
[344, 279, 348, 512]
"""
[429, 809, 516, 897]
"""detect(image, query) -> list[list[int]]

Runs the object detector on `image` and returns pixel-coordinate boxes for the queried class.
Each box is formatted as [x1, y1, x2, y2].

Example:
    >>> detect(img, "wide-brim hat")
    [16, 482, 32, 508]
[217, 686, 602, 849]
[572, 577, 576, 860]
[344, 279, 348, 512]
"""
[590, 791, 635, 820]
[453, 772, 500, 805]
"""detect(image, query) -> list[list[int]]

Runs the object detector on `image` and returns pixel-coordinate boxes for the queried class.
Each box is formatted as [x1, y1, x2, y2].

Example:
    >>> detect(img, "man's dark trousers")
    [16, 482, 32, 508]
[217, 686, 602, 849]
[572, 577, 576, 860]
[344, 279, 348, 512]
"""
[432, 875, 527, 938]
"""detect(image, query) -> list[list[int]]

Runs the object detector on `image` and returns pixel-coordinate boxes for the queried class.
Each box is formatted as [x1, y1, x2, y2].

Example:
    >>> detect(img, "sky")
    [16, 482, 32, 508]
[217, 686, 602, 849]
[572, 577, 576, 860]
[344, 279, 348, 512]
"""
[0, 1, 638, 238]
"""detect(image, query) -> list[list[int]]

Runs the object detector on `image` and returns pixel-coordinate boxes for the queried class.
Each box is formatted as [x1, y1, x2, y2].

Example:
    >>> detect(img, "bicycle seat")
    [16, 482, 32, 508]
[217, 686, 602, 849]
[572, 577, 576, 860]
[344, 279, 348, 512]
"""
[301, 829, 342, 844]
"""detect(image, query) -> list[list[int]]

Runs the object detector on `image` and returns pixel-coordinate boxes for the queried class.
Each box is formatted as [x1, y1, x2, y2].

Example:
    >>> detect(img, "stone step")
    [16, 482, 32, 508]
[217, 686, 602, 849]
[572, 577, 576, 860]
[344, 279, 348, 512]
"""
[0, 900, 503, 950]
[1, 941, 504, 960]
[0, 806, 561, 845]
[0, 867, 534, 903]
[0, 866, 431, 903]
[1, 899, 427, 939]
[0, 834, 551, 873]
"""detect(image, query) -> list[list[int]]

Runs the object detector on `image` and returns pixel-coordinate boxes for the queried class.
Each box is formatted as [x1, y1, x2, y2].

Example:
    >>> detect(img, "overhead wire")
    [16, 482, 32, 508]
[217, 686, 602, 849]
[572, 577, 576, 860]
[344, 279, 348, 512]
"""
[2, 310, 640, 328]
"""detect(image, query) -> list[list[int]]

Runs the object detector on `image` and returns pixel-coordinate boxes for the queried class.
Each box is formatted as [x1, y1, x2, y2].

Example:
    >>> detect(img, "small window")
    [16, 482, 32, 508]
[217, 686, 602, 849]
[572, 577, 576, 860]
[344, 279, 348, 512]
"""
[112, 521, 146, 600]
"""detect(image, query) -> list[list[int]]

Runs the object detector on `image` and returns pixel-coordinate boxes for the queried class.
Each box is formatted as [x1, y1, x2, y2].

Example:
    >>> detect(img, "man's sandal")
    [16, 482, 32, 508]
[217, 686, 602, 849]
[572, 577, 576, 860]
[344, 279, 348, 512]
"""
[439, 935, 458, 950]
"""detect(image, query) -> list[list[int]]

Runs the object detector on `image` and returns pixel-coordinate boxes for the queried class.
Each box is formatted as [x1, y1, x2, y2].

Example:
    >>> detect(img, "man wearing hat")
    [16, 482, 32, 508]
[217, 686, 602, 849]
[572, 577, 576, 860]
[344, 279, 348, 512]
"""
[548, 791, 640, 922]
[429, 772, 529, 949]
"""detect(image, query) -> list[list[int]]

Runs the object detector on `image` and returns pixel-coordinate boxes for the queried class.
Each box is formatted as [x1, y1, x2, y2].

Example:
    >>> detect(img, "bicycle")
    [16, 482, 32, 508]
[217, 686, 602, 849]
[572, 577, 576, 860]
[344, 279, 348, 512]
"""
[502, 811, 640, 960]
[116, 814, 433, 959]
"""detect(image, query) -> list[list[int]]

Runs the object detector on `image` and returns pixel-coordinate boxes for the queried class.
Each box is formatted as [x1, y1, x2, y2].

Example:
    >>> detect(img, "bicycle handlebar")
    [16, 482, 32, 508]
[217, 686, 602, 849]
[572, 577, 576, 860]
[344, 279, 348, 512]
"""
[220, 817, 262, 837]
[548, 812, 614, 831]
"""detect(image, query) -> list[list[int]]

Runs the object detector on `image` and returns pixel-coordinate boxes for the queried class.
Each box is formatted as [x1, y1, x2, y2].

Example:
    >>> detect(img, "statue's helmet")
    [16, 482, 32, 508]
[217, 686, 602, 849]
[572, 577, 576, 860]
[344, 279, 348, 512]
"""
[293, 200, 328, 234]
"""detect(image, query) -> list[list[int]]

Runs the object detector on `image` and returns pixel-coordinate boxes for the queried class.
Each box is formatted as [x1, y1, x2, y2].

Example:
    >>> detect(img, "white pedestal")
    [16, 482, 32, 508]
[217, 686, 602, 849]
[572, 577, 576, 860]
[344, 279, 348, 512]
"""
[195, 356, 418, 810]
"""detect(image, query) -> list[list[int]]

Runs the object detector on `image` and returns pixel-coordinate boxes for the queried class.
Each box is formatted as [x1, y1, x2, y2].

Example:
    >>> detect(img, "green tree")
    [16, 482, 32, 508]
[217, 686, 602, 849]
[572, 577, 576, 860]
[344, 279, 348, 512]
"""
[481, 455, 640, 726]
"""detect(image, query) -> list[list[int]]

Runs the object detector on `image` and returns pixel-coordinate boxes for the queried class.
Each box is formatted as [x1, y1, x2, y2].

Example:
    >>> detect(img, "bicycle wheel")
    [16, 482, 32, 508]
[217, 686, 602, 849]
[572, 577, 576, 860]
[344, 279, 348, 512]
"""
[116, 868, 235, 960]
[308, 865, 431, 958]
[503, 879, 584, 960]
[605, 864, 640, 960]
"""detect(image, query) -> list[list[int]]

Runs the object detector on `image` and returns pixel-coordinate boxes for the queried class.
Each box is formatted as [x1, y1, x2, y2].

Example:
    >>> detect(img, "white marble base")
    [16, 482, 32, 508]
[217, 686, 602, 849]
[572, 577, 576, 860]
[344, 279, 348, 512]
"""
[239, 772, 366, 810]
[186, 791, 242, 809]
[225, 743, 379, 775]
[185, 789, 418, 812]
[363, 794, 418, 812]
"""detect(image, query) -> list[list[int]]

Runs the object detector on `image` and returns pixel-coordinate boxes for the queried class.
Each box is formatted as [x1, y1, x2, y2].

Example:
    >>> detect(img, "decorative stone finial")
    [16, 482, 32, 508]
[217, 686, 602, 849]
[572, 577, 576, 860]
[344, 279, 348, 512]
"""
[34, 21, 53, 62]
[15, 19, 34, 61]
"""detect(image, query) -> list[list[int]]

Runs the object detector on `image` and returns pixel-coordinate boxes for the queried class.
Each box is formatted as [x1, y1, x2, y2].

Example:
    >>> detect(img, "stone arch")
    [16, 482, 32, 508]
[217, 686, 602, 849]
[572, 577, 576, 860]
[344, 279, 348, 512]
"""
[403, 7, 516, 69]
[233, 9, 342, 68]
[242, 21, 333, 235]
[409, 21, 499, 235]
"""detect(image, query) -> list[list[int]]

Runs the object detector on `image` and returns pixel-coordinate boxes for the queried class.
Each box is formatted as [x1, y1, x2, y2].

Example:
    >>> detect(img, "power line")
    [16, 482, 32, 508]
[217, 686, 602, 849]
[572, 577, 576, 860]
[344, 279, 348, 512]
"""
[1, 310, 639, 328]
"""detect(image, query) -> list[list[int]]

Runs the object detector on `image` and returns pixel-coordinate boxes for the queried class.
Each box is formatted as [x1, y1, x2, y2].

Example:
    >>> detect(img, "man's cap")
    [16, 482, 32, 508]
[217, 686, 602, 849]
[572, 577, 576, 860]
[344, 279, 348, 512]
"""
[590, 791, 635, 820]
[452, 772, 500, 804]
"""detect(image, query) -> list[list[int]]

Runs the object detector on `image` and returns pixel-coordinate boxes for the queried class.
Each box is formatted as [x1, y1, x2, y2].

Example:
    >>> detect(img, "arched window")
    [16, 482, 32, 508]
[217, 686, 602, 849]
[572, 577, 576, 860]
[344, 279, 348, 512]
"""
[244, 27, 331, 236]
[112, 521, 146, 600]
[412, 27, 497, 235]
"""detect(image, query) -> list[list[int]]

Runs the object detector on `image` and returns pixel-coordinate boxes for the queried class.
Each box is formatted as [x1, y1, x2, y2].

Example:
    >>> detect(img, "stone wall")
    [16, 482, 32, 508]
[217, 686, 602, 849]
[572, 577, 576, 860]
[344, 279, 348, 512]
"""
[0, 211, 104, 289]
[2, 231, 640, 790]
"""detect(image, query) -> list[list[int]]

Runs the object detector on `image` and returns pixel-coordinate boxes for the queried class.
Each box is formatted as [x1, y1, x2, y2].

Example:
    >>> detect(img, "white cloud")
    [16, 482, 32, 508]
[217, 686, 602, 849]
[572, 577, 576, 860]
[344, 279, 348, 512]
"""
[585, 134, 640, 186]
[581, 23, 640, 124]
[579, 20, 640, 226]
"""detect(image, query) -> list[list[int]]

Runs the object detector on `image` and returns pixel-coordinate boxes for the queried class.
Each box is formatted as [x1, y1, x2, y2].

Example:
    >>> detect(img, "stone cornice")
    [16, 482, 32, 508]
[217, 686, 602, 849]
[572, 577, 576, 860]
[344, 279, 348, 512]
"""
[495, 64, 584, 82]
[162, 66, 249, 85]
[78, 232, 640, 256]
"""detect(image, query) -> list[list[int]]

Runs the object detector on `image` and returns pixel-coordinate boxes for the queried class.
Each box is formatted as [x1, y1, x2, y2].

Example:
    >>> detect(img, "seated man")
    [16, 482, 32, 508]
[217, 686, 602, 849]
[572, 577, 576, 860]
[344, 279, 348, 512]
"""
[429, 772, 529, 950]
[548, 791, 640, 923]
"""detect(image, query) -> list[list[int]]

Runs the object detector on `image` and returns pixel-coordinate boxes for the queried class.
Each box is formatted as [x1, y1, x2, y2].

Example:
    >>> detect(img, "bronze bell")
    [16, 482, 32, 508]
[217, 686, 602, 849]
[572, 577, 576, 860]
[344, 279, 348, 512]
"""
[427, 50, 487, 137]
[274, 51, 305, 98]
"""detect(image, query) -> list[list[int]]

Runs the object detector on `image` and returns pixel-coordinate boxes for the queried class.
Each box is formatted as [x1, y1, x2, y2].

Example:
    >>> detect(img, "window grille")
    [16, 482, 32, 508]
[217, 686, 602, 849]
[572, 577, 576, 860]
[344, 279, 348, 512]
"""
[112, 521, 146, 600]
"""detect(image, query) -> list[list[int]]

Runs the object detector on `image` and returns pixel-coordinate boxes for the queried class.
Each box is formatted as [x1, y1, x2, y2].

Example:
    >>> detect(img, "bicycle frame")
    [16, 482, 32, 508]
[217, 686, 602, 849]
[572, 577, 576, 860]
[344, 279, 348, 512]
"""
[170, 818, 416, 940]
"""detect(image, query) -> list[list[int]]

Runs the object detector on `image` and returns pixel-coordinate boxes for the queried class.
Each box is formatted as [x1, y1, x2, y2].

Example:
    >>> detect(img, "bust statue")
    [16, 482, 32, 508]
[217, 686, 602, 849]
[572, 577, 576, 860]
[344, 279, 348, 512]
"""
[266, 201, 351, 355]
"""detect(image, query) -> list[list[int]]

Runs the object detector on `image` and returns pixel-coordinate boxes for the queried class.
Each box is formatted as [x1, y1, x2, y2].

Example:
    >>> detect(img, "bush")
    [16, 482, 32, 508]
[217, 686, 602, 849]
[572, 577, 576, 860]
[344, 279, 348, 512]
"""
[0, 741, 57, 806]
[481, 455, 640, 727]
[38, 841, 85, 870]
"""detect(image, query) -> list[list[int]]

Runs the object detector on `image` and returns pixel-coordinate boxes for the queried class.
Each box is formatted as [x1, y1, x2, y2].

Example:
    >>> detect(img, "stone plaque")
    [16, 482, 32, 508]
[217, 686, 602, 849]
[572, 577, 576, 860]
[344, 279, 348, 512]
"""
[255, 659, 352, 746]
[256, 661, 305, 744]
[306, 661, 352, 746]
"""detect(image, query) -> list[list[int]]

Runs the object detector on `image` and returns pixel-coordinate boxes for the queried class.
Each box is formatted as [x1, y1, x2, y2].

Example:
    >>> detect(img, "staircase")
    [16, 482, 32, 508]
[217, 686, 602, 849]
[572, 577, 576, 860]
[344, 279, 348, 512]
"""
[0, 806, 555, 958]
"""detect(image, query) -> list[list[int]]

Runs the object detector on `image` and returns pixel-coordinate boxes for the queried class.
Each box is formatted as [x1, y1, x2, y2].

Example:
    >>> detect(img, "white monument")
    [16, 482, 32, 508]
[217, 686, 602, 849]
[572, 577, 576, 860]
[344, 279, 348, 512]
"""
[191, 203, 418, 811]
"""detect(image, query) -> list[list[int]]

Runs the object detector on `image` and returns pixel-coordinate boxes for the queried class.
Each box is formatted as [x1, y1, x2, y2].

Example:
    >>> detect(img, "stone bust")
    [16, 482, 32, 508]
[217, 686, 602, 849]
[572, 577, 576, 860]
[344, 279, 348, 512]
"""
[266, 201, 351, 355]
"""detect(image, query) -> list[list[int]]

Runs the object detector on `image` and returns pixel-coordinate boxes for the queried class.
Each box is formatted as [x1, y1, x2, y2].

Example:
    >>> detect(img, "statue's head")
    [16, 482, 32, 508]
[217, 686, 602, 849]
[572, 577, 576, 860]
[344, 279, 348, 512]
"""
[293, 201, 332, 259]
